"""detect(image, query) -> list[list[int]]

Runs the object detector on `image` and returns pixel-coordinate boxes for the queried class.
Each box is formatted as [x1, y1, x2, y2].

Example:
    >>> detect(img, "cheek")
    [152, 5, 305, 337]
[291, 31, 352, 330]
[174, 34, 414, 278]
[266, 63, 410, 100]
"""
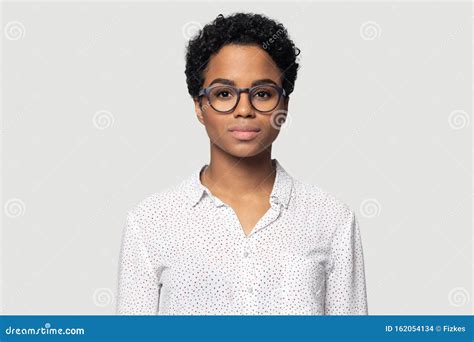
[268, 108, 289, 131]
[202, 115, 229, 144]
[258, 122, 281, 145]
[262, 113, 284, 136]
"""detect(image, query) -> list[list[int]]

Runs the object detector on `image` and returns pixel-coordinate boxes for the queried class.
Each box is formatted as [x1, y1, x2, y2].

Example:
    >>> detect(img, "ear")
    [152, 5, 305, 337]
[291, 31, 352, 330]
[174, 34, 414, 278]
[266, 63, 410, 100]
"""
[193, 97, 205, 125]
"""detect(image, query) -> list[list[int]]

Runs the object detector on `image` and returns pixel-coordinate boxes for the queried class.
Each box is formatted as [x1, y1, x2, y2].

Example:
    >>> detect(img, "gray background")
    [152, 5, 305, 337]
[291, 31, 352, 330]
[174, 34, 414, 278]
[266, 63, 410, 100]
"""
[1, 1, 472, 314]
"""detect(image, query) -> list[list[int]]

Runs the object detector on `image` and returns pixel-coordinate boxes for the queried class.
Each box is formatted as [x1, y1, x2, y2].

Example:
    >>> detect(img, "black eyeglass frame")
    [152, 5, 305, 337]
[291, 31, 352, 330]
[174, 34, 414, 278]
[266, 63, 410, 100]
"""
[197, 84, 287, 113]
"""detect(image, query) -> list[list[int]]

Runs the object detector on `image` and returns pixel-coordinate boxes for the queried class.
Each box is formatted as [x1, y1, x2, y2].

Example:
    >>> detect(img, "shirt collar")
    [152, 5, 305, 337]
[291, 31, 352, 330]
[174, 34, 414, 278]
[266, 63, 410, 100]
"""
[185, 158, 293, 209]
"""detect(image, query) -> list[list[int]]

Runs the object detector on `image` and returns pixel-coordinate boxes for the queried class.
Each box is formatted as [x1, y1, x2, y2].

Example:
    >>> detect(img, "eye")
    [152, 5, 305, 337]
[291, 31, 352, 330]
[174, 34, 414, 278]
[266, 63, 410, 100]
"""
[217, 90, 231, 98]
[210, 87, 235, 99]
[252, 86, 276, 100]
[255, 91, 271, 98]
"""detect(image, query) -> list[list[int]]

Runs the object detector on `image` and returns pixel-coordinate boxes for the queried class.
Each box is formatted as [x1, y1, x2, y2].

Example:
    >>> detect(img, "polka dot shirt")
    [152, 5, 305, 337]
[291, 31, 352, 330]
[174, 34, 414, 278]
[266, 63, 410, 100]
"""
[116, 159, 368, 315]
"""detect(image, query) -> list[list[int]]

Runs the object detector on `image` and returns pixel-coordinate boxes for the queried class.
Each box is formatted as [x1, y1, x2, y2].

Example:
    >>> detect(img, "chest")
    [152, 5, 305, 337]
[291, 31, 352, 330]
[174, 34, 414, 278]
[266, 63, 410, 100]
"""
[227, 198, 271, 237]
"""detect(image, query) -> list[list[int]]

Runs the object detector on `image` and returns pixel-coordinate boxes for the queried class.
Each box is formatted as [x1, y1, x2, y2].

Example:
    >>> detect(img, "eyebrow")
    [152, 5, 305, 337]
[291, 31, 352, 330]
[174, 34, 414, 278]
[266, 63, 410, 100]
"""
[208, 78, 278, 87]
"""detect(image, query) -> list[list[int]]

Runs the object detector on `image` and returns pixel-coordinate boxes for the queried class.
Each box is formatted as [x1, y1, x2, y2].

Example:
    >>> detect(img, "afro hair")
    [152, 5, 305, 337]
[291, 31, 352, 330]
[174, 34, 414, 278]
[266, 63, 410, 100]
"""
[184, 12, 301, 98]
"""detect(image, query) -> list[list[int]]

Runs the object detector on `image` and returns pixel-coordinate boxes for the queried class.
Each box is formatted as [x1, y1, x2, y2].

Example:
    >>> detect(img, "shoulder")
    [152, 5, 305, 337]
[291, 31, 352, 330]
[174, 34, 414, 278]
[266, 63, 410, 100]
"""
[125, 179, 190, 227]
[292, 177, 355, 228]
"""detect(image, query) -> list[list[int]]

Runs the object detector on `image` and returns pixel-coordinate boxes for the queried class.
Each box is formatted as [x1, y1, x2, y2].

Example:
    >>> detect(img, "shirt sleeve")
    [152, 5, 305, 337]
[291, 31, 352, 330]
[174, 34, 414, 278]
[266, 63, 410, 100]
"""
[324, 210, 368, 315]
[116, 211, 160, 315]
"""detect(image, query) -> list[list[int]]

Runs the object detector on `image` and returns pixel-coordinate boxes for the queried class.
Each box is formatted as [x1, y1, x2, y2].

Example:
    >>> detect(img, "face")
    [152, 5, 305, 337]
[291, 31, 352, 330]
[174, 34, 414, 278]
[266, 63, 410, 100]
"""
[193, 44, 289, 158]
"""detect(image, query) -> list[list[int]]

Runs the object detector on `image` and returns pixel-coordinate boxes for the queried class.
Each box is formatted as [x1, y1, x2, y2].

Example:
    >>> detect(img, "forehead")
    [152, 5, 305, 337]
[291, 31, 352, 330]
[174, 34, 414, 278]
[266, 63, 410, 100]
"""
[203, 44, 282, 85]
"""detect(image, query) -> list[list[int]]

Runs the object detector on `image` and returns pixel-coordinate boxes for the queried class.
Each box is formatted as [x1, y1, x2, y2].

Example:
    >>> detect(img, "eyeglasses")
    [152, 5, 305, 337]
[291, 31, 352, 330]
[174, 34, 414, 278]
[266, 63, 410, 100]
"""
[198, 84, 287, 113]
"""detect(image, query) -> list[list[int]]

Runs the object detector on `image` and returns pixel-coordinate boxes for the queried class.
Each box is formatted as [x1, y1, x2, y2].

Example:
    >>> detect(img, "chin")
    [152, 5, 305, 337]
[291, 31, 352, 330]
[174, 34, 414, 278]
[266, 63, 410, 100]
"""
[222, 143, 265, 158]
[233, 142, 274, 157]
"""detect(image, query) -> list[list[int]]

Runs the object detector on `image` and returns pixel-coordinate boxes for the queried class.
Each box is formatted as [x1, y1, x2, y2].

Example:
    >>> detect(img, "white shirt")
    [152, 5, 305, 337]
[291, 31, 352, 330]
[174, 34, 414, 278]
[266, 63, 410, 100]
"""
[116, 158, 368, 315]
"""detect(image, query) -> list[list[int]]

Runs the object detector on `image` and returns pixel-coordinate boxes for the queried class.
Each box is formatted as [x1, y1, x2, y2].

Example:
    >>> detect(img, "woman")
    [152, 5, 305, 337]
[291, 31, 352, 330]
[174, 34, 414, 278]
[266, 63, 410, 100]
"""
[117, 12, 368, 315]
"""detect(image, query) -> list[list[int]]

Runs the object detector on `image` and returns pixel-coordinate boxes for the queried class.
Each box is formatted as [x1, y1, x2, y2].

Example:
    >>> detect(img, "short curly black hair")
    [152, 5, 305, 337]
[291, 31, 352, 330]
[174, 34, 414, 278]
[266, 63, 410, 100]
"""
[184, 12, 301, 98]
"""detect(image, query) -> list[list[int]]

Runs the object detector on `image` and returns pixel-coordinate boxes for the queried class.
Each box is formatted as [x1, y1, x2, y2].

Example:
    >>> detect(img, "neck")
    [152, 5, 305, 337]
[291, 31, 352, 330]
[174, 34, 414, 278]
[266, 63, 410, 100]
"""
[201, 144, 276, 201]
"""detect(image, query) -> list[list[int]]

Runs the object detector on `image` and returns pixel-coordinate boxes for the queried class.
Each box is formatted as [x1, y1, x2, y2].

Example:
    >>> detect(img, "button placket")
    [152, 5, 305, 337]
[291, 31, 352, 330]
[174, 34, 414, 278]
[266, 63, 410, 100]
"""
[242, 243, 255, 277]
[222, 204, 263, 312]
[242, 237, 257, 310]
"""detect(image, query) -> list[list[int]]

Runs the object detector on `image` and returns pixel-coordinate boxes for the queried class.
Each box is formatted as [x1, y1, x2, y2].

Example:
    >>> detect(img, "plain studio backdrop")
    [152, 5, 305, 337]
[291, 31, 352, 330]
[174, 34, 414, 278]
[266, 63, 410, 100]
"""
[1, 1, 471, 315]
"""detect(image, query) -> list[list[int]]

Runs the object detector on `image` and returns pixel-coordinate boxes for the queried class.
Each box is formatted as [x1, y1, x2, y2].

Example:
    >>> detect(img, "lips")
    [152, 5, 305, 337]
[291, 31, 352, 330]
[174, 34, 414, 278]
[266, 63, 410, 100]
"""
[229, 130, 261, 140]
[228, 125, 261, 141]
[228, 125, 261, 132]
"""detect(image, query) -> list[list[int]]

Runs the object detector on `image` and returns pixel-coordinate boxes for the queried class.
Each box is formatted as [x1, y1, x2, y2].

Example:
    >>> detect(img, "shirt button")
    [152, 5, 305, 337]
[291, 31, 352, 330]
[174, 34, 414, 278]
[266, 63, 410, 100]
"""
[243, 251, 249, 258]
[247, 287, 253, 294]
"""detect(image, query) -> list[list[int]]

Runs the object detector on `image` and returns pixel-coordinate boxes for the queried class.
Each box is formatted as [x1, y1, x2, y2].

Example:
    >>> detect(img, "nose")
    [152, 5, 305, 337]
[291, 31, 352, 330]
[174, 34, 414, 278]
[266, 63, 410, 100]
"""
[233, 91, 255, 118]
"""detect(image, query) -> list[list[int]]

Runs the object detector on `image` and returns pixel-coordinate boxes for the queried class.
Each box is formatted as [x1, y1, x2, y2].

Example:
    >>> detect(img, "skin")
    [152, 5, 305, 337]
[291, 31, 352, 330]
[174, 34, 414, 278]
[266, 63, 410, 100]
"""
[193, 43, 290, 237]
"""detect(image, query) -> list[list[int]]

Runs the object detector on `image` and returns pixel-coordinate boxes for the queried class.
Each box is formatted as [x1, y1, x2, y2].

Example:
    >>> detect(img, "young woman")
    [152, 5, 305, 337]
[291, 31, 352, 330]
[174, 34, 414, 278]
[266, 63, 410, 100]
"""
[117, 12, 368, 315]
